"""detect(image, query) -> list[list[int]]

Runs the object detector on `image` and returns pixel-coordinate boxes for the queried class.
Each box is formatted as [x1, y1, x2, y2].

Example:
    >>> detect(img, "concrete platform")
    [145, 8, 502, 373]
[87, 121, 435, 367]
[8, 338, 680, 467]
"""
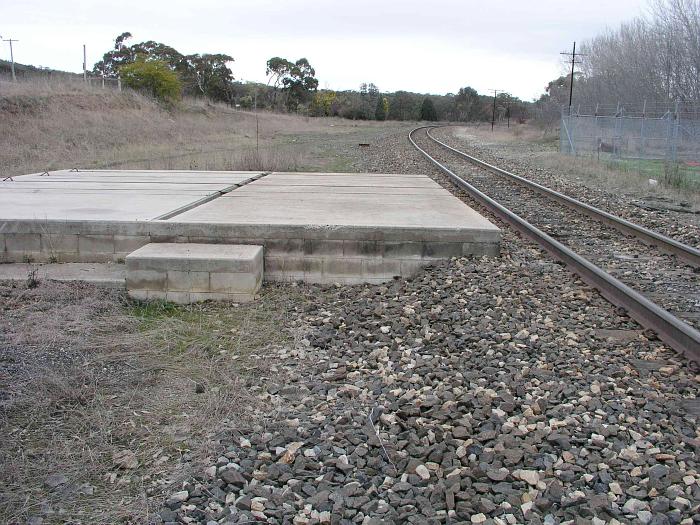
[126, 243, 262, 303]
[0, 169, 263, 221]
[0, 169, 501, 284]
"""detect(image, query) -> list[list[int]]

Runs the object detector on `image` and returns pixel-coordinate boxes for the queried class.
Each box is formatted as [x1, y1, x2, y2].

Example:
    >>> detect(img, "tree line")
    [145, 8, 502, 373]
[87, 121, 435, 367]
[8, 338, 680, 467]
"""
[534, 0, 700, 126]
[93, 32, 529, 123]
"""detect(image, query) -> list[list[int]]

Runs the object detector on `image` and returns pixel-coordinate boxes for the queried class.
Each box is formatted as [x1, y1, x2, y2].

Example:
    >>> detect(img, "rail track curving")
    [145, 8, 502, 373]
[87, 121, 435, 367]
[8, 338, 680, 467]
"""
[408, 126, 700, 363]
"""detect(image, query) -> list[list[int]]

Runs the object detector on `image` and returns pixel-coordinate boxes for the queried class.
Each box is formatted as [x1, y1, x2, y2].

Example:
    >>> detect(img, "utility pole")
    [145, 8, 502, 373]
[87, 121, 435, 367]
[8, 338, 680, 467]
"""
[83, 44, 87, 82]
[560, 41, 585, 114]
[2, 37, 19, 82]
[489, 89, 502, 131]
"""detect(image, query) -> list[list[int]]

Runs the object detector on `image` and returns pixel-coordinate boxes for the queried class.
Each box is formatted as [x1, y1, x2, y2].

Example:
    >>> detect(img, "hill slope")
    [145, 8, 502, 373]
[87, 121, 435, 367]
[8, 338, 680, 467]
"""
[0, 80, 409, 177]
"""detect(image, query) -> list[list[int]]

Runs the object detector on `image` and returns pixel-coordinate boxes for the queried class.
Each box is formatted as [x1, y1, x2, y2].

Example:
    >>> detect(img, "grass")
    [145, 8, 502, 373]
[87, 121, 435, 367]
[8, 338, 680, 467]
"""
[452, 124, 700, 205]
[0, 77, 410, 177]
[603, 157, 700, 189]
[0, 280, 306, 524]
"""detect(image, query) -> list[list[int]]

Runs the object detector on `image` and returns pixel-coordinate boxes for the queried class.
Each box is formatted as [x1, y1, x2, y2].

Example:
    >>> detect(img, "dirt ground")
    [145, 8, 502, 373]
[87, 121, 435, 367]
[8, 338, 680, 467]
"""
[0, 279, 313, 524]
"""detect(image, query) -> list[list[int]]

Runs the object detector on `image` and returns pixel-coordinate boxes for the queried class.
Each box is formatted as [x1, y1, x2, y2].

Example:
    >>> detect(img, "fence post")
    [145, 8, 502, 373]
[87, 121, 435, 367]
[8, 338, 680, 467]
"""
[640, 100, 646, 159]
[671, 100, 680, 164]
[117, 77, 122, 92]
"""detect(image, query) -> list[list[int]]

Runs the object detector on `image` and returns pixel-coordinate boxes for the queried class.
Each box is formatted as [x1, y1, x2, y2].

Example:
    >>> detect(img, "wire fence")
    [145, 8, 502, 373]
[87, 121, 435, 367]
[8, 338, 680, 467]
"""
[560, 103, 700, 188]
[0, 71, 121, 91]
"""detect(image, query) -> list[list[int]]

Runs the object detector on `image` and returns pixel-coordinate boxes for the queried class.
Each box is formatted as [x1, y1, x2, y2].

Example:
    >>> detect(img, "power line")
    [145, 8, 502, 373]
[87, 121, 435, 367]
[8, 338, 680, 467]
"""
[560, 41, 585, 112]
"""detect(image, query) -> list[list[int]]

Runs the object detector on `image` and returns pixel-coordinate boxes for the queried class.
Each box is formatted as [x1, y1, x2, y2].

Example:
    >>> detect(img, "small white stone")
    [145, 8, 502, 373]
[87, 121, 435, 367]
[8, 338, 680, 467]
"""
[251, 497, 266, 512]
[169, 490, 189, 503]
[513, 469, 540, 486]
[415, 464, 430, 480]
[471, 513, 487, 524]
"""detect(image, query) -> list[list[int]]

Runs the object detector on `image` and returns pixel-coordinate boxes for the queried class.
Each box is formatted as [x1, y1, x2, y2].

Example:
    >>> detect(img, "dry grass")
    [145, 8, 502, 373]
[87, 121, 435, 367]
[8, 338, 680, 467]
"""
[0, 78, 407, 176]
[452, 124, 700, 205]
[0, 280, 306, 524]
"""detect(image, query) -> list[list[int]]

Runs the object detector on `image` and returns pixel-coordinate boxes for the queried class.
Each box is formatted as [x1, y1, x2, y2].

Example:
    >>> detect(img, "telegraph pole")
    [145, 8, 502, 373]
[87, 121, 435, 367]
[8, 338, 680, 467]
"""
[2, 37, 19, 82]
[489, 89, 502, 131]
[560, 42, 585, 114]
[83, 44, 87, 82]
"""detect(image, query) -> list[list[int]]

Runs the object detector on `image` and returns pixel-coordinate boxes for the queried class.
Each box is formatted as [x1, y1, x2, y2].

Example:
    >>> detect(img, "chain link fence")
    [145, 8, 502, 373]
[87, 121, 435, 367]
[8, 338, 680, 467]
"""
[560, 103, 700, 188]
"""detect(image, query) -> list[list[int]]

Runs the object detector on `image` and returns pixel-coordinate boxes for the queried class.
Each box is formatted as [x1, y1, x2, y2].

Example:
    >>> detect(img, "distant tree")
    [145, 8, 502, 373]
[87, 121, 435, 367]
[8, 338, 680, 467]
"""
[94, 33, 186, 78]
[119, 58, 182, 102]
[310, 90, 337, 116]
[184, 53, 235, 102]
[420, 98, 438, 121]
[284, 58, 319, 110]
[388, 91, 420, 120]
[93, 33, 235, 102]
[375, 96, 389, 120]
[265, 57, 318, 111]
[455, 86, 486, 121]
[265, 57, 293, 107]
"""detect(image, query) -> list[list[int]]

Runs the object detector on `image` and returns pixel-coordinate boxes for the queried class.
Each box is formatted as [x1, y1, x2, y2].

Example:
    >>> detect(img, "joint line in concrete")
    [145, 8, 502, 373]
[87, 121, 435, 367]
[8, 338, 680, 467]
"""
[151, 171, 272, 221]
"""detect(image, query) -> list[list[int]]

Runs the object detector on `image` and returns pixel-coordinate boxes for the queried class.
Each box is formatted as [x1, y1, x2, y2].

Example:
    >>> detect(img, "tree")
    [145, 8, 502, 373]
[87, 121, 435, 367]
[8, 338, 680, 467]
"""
[375, 96, 389, 120]
[310, 90, 337, 116]
[184, 53, 235, 102]
[266, 57, 293, 107]
[266, 57, 318, 111]
[283, 58, 319, 110]
[455, 86, 486, 121]
[389, 91, 420, 120]
[93, 33, 235, 103]
[420, 98, 438, 121]
[119, 58, 182, 102]
[94, 33, 186, 78]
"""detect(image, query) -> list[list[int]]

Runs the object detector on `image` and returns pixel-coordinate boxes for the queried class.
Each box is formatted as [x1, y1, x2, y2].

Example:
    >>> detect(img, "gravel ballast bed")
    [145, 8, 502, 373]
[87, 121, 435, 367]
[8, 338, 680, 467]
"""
[156, 130, 699, 524]
[409, 128, 700, 332]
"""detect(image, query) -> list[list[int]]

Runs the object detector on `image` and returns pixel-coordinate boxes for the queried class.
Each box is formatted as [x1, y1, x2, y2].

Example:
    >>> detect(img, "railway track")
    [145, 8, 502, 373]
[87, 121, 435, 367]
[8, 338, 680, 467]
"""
[409, 125, 700, 363]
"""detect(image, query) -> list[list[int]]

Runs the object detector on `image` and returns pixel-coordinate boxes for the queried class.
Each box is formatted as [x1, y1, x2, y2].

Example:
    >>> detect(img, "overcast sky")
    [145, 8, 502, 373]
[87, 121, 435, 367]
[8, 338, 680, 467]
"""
[2, 0, 648, 101]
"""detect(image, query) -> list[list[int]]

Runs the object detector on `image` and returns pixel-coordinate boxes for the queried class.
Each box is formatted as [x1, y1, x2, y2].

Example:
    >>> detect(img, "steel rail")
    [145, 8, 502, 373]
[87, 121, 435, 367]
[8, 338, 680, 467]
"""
[425, 126, 700, 268]
[408, 126, 700, 363]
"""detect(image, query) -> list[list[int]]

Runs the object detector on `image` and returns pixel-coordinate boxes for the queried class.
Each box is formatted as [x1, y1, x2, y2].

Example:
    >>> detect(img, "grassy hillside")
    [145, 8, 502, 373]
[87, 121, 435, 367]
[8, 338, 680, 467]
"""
[0, 79, 409, 177]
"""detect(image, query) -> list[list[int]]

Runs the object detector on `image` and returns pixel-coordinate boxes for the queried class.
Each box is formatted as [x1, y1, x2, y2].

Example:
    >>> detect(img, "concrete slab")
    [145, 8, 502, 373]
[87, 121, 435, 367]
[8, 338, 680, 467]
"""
[0, 262, 125, 287]
[1, 170, 501, 285]
[0, 169, 262, 221]
[173, 172, 498, 232]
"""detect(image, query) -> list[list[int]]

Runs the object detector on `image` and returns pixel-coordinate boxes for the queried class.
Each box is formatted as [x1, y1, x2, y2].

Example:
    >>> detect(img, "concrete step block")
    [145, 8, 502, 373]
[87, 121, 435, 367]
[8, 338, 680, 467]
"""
[126, 243, 263, 303]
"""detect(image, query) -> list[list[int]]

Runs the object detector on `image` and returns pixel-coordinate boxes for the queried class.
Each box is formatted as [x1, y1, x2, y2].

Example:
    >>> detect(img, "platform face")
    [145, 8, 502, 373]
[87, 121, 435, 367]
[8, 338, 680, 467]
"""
[0, 170, 261, 221]
[172, 172, 499, 233]
[1, 170, 501, 284]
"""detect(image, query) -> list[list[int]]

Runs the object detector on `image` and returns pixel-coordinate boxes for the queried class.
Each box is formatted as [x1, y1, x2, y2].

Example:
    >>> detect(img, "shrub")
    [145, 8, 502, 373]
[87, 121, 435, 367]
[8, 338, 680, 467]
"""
[420, 98, 438, 121]
[120, 58, 182, 102]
